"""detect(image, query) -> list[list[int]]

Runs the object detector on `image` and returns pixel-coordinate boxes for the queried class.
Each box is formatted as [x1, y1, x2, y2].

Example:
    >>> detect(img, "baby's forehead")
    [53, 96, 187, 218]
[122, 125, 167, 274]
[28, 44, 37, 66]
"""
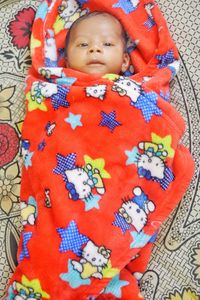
[70, 14, 124, 38]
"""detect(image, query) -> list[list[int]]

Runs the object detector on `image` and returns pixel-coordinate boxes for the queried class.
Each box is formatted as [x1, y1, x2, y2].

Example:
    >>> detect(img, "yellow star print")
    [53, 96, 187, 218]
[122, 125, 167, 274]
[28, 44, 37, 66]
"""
[102, 260, 120, 278]
[26, 92, 48, 112]
[18, 275, 50, 298]
[84, 155, 111, 178]
[152, 133, 175, 158]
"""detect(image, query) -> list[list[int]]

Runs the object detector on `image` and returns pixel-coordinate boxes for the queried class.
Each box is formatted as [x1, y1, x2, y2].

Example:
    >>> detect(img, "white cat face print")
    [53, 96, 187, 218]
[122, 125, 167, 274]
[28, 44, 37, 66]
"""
[113, 187, 155, 233]
[85, 85, 107, 101]
[65, 168, 94, 200]
[58, 0, 88, 29]
[125, 137, 175, 190]
[112, 77, 142, 103]
[53, 153, 107, 201]
[72, 240, 111, 279]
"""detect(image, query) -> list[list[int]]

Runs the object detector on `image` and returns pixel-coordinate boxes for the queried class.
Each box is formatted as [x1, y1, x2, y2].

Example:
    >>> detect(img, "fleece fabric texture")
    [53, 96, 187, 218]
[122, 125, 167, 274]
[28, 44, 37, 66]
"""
[7, 0, 194, 299]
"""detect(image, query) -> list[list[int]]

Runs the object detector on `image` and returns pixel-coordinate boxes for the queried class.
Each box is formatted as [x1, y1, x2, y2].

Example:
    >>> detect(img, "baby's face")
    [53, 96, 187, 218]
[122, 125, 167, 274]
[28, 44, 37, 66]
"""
[65, 15, 130, 75]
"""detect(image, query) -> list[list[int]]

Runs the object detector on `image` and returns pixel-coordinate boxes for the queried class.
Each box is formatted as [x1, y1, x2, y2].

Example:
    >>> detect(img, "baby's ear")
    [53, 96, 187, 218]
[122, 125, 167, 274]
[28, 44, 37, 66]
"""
[121, 53, 130, 73]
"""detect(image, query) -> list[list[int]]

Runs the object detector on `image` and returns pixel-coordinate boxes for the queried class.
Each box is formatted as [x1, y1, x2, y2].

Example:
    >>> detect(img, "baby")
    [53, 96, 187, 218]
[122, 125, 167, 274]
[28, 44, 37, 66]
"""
[65, 11, 130, 75]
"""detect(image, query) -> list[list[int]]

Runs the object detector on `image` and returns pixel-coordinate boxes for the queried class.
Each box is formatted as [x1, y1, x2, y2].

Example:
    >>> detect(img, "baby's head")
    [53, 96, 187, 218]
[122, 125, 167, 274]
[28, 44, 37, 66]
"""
[65, 12, 130, 75]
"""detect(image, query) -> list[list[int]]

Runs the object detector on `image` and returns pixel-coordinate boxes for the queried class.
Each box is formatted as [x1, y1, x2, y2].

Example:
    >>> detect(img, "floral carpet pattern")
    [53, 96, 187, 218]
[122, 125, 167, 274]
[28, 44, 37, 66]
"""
[0, 0, 199, 299]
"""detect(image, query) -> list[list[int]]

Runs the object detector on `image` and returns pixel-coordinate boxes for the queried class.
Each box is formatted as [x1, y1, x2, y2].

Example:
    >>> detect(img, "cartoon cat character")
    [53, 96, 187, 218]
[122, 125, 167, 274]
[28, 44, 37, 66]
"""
[58, 0, 88, 29]
[65, 167, 93, 200]
[40, 82, 58, 98]
[21, 202, 36, 226]
[112, 77, 142, 103]
[137, 142, 168, 180]
[14, 290, 41, 300]
[44, 29, 57, 67]
[65, 164, 105, 200]
[118, 187, 155, 232]
[12, 281, 42, 300]
[85, 85, 107, 100]
[39, 67, 64, 79]
[31, 82, 58, 103]
[72, 240, 111, 279]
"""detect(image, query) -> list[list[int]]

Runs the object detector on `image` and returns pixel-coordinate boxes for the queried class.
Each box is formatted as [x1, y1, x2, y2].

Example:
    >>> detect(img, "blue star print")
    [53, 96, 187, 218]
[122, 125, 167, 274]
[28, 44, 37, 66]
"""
[57, 220, 89, 256]
[144, 16, 155, 30]
[51, 86, 70, 110]
[113, 0, 139, 14]
[56, 76, 77, 86]
[53, 153, 76, 176]
[144, 3, 155, 30]
[160, 90, 170, 102]
[131, 92, 162, 122]
[99, 111, 121, 132]
[168, 60, 180, 77]
[125, 147, 139, 165]
[84, 194, 101, 211]
[24, 151, 34, 169]
[149, 232, 158, 243]
[113, 213, 131, 233]
[156, 49, 176, 69]
[103, 274, 129, 297]
[35, 1, 48, 20]
[130, 231, 151, 248]
[7, 285, 15, 300]
[65, 113, 83, 130]
[60, 259, 91, 288]
[154, 166, 174, 190]
[77, 0, 88, 5]
[19, 232, 32, 262]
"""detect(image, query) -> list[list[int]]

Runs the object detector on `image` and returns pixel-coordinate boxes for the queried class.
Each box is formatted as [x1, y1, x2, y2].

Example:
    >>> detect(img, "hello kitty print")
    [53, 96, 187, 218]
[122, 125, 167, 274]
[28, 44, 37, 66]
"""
[53, 153, 110, 202]
[113, 186, 155, 233]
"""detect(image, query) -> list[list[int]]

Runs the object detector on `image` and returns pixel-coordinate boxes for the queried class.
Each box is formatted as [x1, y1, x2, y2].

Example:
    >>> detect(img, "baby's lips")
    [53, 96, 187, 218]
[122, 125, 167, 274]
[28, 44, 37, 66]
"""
[87, 59, 105, 65]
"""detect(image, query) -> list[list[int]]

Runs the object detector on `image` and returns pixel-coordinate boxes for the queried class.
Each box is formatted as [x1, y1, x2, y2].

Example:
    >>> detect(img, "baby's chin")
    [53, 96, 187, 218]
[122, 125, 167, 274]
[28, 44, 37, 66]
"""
[74, 65, 120, 76]
[82, 64, 112, 75]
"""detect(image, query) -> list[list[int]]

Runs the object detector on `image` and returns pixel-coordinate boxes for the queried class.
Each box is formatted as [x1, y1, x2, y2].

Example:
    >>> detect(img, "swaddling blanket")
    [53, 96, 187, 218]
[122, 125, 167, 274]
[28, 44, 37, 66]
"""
[7, 0, 194, 299]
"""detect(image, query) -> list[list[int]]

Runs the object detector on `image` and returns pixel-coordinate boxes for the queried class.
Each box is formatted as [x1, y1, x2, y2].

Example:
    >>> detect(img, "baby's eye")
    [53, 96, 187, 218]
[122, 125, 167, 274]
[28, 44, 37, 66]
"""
[79, 43, 88, 47]
[104, 42, 113, 46]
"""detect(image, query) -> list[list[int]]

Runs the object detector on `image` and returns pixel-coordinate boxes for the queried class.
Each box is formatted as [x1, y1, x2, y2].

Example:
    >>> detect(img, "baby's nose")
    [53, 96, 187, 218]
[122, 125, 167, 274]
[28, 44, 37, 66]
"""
[89, 44, 102, 53]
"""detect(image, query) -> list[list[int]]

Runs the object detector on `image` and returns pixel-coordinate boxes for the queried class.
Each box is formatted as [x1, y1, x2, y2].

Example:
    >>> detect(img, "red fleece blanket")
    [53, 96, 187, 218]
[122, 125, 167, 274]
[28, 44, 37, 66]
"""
[7, 0, 194, 299]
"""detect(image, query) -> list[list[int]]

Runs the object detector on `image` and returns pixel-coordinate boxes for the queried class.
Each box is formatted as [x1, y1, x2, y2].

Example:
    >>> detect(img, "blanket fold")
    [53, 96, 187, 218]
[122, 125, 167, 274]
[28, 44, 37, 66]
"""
[7, 0, 194, 299]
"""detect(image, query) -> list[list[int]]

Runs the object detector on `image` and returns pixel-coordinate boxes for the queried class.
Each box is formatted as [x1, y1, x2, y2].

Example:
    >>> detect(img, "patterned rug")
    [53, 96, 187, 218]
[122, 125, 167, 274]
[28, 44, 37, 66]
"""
[0, 0, 199, 299]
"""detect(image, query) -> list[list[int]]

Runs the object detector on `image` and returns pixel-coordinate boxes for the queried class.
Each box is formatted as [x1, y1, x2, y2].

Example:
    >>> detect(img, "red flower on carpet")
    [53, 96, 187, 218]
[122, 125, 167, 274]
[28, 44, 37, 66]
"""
[8, 7, 36, 49]
[0, 123, 19, 167]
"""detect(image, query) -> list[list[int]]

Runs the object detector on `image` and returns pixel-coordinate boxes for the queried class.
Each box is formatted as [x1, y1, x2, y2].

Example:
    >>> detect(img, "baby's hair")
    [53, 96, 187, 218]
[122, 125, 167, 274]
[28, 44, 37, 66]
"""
[65, 11, 128, 55]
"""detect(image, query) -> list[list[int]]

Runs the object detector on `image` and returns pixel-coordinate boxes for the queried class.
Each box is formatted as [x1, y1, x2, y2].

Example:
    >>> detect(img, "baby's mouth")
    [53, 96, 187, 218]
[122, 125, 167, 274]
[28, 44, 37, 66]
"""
[87, 59, 105, 66]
